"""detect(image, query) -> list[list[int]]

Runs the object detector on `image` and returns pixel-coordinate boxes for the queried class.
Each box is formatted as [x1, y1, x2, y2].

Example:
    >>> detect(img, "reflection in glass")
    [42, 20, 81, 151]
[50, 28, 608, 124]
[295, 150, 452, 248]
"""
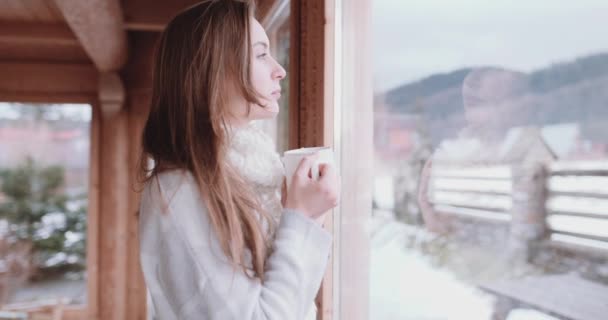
[260, 3, 291, 154]
[371, 2, 608, 319]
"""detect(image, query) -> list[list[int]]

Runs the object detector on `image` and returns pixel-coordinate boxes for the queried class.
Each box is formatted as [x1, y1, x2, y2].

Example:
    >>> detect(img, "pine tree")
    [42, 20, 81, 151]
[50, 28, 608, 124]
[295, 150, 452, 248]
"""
[0, 157, 87, 279]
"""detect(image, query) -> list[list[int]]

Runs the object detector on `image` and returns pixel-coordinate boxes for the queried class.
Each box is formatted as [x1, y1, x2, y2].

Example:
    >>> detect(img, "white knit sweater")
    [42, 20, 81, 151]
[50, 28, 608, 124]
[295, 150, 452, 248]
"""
[139, 121, 330, 319]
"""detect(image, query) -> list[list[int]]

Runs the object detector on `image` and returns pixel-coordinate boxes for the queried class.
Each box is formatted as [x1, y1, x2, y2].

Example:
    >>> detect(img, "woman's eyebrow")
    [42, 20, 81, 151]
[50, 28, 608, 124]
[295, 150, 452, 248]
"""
[253, 41, 269, 49]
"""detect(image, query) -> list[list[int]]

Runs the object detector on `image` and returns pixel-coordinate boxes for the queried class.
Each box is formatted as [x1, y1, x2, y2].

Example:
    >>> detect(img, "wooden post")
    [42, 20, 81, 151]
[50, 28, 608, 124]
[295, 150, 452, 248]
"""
[97, 107, 130, 320]
[87, 102, 101, 320]
[120, 31, 158, 320]
[94, 91, 148, 320]
[290, 1, 337, 319]
[290, 0, 331, 149]
[508, 162, 549, 263]
[125, 91, 151, 320]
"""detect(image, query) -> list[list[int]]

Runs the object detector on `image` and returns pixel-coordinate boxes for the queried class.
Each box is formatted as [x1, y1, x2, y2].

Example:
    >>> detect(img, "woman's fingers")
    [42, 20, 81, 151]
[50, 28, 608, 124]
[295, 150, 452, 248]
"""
[318, 163, 335, 180]
[294, 153, 319, 180]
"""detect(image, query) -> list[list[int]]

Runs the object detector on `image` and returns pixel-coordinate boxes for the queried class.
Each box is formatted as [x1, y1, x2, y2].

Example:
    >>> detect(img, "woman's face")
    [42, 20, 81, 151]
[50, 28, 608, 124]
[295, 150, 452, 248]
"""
[462, 73, 515, 135]
[227, 18, 286, 127]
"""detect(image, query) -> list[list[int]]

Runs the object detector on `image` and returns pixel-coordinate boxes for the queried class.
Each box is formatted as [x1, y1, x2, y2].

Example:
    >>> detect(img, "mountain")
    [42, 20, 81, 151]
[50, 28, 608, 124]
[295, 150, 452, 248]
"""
[379, 53, 608, 146]
[528, 53, 608, 93]
[384, 68, 472, 109]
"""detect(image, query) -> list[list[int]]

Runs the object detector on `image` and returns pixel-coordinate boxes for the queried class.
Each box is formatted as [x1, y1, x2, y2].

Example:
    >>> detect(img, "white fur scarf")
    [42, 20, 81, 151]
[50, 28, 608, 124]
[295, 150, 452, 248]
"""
[225, 121, 318, 320]
[225, 121, 285, 227]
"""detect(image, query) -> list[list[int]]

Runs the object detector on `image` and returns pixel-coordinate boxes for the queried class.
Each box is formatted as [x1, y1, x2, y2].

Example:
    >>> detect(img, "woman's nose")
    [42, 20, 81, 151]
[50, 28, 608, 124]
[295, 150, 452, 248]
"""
[273, 60, 287, 80]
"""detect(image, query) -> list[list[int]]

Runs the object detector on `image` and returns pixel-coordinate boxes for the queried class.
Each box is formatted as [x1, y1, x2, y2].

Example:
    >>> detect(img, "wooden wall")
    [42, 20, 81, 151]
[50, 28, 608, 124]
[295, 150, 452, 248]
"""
[0, 32, 155, 320]
[0, 1, 352, 318]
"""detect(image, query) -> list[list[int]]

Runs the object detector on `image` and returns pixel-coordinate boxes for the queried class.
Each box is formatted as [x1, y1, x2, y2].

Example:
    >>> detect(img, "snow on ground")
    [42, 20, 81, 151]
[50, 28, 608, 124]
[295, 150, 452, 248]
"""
[370, 217, 494, 319]
[9, 278, 86, 305]
[369, 214, 559, 320]
[507, 309, 560, 320]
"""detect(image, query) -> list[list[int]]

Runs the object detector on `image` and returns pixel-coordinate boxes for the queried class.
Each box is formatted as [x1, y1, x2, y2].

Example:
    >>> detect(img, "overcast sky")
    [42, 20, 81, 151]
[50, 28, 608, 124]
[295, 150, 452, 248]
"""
[372, 0, 608, 92]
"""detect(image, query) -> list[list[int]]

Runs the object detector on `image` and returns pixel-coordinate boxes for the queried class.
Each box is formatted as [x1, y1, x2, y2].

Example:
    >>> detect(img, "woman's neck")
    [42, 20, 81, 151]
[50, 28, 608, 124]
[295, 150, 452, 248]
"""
[226, 115, 252, 130]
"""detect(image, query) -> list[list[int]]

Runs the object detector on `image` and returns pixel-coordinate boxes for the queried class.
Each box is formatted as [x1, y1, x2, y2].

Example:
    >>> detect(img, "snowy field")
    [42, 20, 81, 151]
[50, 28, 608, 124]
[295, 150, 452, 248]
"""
[369, 212, 560, 320]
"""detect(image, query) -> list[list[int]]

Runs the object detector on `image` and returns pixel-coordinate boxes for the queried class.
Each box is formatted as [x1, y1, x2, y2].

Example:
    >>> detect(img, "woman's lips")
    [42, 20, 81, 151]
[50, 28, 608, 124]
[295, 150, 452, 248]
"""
[271, 90, 281, 99]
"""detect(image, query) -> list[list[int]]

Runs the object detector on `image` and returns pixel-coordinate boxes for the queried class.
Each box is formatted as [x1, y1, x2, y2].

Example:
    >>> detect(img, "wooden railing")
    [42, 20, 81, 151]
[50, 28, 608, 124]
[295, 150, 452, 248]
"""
[545, 161, 608, 253]
[429, 165, 513, 222]
[428, 161, 608, 256]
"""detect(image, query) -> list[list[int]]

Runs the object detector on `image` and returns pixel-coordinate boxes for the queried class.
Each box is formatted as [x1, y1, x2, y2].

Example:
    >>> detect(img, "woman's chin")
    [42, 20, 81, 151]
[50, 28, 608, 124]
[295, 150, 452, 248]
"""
[260, 102, 280, 116]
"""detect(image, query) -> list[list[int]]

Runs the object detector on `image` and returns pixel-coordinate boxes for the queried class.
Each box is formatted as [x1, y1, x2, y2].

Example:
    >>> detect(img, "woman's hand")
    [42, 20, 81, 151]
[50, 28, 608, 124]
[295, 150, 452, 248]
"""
[417, 159, 448, 234]
[283, 153, 340, 225]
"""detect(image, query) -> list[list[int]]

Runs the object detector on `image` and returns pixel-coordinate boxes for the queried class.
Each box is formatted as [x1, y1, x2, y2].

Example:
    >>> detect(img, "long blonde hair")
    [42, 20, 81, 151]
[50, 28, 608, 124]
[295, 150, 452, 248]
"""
[138, 0, 276, 280]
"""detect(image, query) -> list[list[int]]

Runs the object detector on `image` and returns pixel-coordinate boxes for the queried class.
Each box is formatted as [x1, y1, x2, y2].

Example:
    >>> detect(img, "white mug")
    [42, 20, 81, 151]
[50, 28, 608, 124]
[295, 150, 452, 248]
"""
[281, 147, 334, 191]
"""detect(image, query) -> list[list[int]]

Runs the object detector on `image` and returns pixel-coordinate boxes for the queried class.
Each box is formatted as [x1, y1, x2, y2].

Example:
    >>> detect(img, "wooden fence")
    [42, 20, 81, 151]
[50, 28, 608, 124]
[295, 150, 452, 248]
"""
[428, 160, 608, 257]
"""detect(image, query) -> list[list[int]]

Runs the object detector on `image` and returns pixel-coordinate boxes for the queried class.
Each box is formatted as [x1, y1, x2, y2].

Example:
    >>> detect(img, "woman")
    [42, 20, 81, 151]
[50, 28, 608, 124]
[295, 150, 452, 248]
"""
[417, 67, 529, 234]
[137, 1, 340, 319]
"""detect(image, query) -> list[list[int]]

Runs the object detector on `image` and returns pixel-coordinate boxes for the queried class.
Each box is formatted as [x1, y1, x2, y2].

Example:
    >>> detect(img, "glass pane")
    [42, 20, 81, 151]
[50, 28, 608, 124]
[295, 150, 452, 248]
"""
[371, 2, 608, 319]
[0, 102, 91, 307]
[259, 5, 291, 154]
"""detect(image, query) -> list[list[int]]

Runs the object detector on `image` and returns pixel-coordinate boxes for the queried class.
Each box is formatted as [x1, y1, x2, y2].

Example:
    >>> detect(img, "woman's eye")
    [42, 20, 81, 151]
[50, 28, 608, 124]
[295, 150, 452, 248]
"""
[257, 53, 268, 59]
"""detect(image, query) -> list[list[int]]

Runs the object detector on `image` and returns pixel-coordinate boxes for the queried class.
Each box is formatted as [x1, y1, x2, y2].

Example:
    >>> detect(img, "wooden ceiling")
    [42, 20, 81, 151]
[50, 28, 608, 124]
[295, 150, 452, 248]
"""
[0, 0, 83, 63]
[0, 0, 279, 105]
[0, 0, 277, 65]
[0, 0, 64, 22]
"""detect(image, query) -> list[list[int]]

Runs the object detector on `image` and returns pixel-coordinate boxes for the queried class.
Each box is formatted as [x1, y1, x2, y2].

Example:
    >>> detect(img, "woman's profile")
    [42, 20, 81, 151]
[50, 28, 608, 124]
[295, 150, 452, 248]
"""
[137, 1, 340, 319]
[417, 67, 529, 233]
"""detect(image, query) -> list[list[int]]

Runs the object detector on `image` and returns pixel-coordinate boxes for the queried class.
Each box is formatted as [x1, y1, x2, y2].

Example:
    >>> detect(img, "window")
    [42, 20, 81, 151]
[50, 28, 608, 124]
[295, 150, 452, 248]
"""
[364, 1, 608, 319]
[0, 102, 91, 310]
[260, 1, 291, 154]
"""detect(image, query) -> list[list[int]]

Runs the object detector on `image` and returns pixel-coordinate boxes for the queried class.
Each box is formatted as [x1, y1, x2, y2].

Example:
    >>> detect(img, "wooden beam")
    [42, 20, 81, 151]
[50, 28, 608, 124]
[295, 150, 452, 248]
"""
[53, 0, 128, 72]
[0, 22, 78, 46]
[0, 62, 97, 101]
[0, 0, 65, 23]
[0, 42, 91, 65]
[122, 0, 280, 32]
[122, 0, 201, 32]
